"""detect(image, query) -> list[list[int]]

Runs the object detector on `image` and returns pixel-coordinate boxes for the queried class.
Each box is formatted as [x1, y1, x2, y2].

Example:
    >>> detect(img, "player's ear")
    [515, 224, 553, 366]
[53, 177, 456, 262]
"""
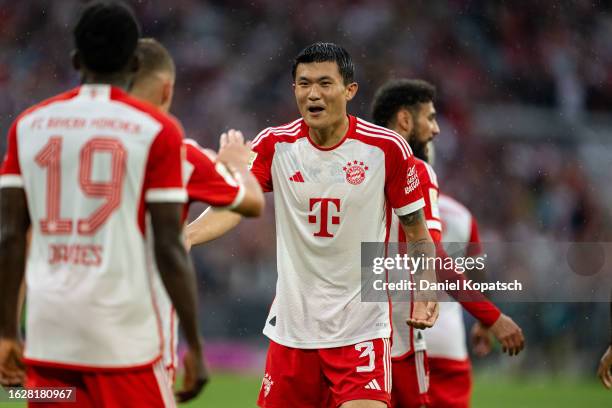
[345, 82, 358, 101]
[128, 54, 140, 74]
[162, 79, 174, 110]
[397, 109, 413, 134]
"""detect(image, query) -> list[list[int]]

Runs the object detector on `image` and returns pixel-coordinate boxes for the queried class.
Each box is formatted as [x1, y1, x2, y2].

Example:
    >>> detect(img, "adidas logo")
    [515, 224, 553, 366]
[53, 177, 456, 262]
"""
[289, 171, 304, 182]
[364, 379, 381, 390]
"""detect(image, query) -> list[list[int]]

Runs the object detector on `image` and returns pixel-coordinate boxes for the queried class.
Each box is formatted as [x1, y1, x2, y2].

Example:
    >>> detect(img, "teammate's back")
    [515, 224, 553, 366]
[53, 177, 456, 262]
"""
[0, 2, 206, 404]
[11, 85, 184, 367]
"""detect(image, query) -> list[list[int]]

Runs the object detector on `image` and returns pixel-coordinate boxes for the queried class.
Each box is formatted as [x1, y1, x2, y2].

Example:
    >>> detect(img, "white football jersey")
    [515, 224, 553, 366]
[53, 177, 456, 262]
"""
[423, 193, 481, 361]
[0, 85, 186, 369]
[250, 116, 425, 348]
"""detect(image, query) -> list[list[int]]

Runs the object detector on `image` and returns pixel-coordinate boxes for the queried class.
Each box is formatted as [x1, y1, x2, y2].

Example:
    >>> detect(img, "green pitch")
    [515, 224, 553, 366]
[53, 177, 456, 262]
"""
[1, 373, 610, 407]
[182, 373, 611, 408]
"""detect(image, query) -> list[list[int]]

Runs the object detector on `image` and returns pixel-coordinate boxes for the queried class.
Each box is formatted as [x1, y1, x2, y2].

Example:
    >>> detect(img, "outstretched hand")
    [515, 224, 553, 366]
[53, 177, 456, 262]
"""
[407, 301, 439, 329]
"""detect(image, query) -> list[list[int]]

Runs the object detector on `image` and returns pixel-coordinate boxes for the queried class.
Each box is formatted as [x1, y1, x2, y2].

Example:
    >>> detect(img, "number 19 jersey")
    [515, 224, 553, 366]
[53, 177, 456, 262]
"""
[250, 115, 425, 348]
[0, 85, 186, 370]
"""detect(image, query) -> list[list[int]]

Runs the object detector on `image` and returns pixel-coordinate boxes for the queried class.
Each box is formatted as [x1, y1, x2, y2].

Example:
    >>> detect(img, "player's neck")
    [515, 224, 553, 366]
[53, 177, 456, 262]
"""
[81, 73, 132, 91]
[308, 115, 349, 148]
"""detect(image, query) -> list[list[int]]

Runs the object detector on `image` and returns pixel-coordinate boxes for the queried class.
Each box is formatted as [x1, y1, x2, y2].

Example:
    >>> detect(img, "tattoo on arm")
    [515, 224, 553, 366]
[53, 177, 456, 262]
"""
[398, 209, 424, 227]
[398, 209, 433, 261]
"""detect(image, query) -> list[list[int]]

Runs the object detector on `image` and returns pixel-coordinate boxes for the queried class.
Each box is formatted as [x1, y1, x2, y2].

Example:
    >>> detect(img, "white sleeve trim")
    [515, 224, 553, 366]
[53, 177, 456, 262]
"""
[0, 174, 24, 188]
[215, 182, 245, 211]
[145, 188, 188, 203]
[426, 220, 442, 231]
[394, 198, 425, 216]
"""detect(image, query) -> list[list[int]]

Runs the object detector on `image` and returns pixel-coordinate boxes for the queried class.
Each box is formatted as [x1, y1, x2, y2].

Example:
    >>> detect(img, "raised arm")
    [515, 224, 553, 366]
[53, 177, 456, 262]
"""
[215, 130, 264, 217]
[186, 208, 242, 248]
[186, 129, 267, 248]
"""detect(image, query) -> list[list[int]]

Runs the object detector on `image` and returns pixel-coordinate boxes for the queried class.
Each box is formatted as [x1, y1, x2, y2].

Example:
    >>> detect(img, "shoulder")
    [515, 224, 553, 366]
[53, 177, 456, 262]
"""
[351, 117, 413, 160]
[414, 158, 438, 187]
[112, 90, 183, 136]
[14, 88, 81, 125]
[251, 117, 304, 149]
[184, 138, 216, 163]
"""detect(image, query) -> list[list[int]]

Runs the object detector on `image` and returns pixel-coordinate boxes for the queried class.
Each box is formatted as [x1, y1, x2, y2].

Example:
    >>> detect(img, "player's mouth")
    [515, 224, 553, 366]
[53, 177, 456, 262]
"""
[307, 106, 325, 116]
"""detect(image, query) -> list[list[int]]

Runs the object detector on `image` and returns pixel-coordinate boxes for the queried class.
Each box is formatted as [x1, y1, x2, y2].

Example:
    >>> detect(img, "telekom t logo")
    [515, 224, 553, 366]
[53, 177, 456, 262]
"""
[308, 198, 340, 238]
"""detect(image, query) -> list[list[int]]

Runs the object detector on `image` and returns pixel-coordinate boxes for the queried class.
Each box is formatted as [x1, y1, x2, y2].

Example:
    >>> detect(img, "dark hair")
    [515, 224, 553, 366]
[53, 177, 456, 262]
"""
[135, 38, 175, 80]
[371, 79, 436, 127]
[291, 42, 354, 85]
[73, 1, 140, 73]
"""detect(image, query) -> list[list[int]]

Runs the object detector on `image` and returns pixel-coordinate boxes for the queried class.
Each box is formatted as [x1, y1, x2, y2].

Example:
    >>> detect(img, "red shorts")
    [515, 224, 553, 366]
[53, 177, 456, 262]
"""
[427, 357, 471, 408]
[391, 351, 429, 408]
[25, 360, 175, 408]
[257, 338, 392, 408]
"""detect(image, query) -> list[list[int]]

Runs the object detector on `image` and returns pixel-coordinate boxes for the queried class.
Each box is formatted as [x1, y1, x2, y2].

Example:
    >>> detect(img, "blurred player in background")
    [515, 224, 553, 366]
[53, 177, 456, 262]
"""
[0, 2, 205, 405]
[429, 192, 487, 407]
[187, 42, 439, 408]
[371, 79, 524, 408]
[130, 37, 264, 384]
[597, 296, 612, 389]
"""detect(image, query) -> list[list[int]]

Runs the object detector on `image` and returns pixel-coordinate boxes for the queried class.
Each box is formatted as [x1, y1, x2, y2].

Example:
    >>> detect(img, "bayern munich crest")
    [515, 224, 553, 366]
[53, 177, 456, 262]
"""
[343, 160, 369, 185]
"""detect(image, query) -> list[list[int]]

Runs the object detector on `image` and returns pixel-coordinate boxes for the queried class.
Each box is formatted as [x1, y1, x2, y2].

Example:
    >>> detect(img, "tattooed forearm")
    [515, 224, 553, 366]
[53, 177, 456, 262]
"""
[398, 209, 435, 271]
[398, 209, 424, 227]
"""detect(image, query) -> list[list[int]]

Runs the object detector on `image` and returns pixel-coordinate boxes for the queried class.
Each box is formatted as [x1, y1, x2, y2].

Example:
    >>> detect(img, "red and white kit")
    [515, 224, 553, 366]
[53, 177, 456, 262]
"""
[389, 158, 441, 408]
[152, 138, 244, 382]
[0, 84, 186, 407]
[423, 194, 482, 408]
[249, 116, 425, 407]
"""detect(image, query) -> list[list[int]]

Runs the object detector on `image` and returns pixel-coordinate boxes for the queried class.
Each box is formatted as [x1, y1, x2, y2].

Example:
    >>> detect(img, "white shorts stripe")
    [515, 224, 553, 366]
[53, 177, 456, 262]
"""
[387, 339, 392, 392]
[382, 339, 387, 392]
[383, 338, 391, 392]
[415, 351, 428, 394]
[153, 360, 176, 408]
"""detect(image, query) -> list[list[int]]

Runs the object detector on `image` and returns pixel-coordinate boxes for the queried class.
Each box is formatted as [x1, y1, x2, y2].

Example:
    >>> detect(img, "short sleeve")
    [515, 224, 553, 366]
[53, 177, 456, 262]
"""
[384, 142, 424, 216]
[0, 119, 24, 188]
[184, 140, 243, 208]
[250, 130, 274, 192]
[144, 119, 187, 203]
[418, 161, 442, 233]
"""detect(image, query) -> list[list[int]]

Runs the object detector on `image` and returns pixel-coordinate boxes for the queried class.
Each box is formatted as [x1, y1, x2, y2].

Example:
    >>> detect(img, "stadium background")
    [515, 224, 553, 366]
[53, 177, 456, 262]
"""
[1, 1, 611, 406]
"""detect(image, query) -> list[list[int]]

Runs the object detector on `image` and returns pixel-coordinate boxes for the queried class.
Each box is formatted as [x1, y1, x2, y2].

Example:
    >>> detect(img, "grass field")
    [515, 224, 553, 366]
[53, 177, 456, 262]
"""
[183, 373, 612, 408]
[2, 373, 611, 407]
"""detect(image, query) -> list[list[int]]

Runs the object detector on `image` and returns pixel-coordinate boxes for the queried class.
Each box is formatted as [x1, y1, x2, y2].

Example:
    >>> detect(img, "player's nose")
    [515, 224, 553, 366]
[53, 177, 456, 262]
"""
[432, 120, 440, 137]
[308, 85, 321, 100]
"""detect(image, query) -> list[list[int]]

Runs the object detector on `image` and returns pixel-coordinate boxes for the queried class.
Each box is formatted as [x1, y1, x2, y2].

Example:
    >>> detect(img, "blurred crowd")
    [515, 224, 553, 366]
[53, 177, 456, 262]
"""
[1, 0, 611, 374]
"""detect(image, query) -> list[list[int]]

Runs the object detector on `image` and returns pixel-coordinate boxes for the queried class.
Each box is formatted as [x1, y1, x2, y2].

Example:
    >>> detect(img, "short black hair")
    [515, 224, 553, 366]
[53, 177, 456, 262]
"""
[291, 42, 355, 85]
[74, 1, 140, 73]
[371, 79, 436, 127]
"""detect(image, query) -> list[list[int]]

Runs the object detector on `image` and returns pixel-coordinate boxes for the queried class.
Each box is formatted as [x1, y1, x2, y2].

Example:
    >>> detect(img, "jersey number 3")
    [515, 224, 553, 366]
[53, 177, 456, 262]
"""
[355, 341, 375, 373]
[35, 136, 126, 235]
